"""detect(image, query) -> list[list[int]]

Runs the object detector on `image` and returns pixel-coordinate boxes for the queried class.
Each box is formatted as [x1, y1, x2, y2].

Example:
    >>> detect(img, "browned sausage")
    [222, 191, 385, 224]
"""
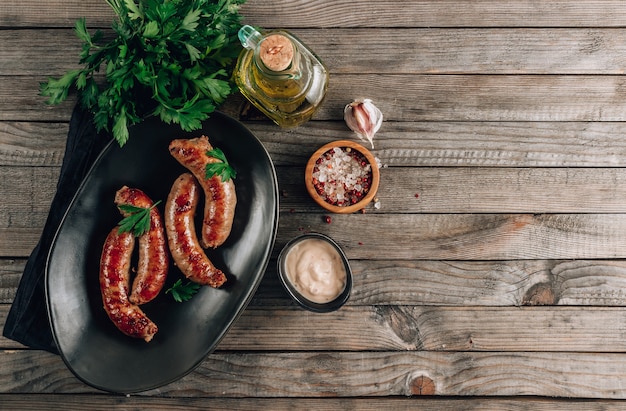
[114, 186, 169, 305]
[165, 173, 227, 288]
[99, 227, 158, 342]
[168, 136, 236, 249]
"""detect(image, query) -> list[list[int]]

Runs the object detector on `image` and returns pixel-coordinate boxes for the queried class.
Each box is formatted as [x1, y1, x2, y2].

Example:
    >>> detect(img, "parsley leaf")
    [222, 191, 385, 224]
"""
[181, 8, 202, 32]
[117, 200, 161, 237]
[122, 0, 143, 20]
[112, 109, 130, 147]
[40, 69, 81, 105]
[40, 0, 247, 147]
[205, 147, 236, 182]
[166, 279, 201, 302]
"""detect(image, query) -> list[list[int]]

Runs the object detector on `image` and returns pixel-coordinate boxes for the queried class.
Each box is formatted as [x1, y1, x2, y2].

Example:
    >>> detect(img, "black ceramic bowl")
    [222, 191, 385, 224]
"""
[277, 232, 352, 312]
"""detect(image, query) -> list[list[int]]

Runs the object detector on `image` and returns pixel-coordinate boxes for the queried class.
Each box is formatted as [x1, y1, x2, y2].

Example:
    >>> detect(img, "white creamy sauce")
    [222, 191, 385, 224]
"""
[284, 238, 347, 303]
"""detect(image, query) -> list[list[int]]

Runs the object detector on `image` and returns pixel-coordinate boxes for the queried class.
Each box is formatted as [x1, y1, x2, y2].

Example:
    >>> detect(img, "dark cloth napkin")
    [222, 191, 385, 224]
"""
[3, 105, 111, 354]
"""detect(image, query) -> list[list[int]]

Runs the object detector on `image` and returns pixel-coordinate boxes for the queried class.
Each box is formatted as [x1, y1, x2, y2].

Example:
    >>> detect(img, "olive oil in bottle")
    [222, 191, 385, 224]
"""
[234, 25, 329, 128]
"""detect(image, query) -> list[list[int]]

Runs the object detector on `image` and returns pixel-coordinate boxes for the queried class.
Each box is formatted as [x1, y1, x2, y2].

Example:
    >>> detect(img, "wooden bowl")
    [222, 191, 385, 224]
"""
[305, 140, 380, 214]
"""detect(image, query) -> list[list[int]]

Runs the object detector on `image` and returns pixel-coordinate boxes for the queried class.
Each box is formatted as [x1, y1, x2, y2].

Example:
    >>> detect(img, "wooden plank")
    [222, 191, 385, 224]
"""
[368, 121, 626, 168]
[9, 305, 626, 353]
[4, 0, 626, 28]
[0, 394, 622, 411]
[240, 120, 626, 167]
[221, 259, 626, 307]
[321, 74, 626, 122]
[240, 0, 626, 29]
[8, 212, 626, 259]
[4, 256, 626, 308]
[309, 28, 626, 75]
[8, 165, 626, 223]
[275, 213, 626, 260]
[6, 28, 626, 76]
[0, 2, 113, 28]
[0, 229, 40, 258]
[0, 30, 82, 76]
[218, 306, 626, 352]
[163, 351, 626, 398]
[0, 122, 67, 167]
[0, 259, 23, 305]
[5, 257, 626, 315]
[5, 120, 626, 168]
[7, 74, 626, 122]
[280, 166, 626, 213]
[0, 166, 59, 230]
[349, 259, 626, 307]
[2, 350, 626, 398]
[0, 77, 74, 122]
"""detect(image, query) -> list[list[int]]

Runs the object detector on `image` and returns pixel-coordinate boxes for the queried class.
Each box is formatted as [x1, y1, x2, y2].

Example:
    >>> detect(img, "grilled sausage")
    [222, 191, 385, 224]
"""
[99, 227, 158, 342]
[165, 173, 227, 288]
[168, 136, 236, 248]
[114, 186, 169, 305]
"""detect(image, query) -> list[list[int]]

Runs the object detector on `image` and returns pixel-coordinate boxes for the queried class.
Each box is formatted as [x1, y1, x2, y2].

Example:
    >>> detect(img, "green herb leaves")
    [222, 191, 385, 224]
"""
[166, 279, 201, 302]
[117, 200, 162, 237]
[40, 0, 246, 146]
[205, 148, 236, 182]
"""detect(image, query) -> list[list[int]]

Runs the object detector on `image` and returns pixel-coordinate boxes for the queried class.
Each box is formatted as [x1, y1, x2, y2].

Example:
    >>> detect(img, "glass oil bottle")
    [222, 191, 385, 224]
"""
[234, 25, 329, 128]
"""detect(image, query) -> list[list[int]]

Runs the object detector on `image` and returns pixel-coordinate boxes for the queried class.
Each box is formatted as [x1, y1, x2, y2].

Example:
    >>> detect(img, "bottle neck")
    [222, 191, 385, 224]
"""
[239, 25, 306, 81]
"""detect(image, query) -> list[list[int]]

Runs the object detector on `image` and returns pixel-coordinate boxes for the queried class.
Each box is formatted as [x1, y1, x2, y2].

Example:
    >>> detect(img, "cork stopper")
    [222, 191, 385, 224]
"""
[259, 34, 294, 72]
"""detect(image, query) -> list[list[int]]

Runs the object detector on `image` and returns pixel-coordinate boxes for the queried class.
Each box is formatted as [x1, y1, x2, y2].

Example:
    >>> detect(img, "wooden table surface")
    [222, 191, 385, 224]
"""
[4, 0, 626, 409]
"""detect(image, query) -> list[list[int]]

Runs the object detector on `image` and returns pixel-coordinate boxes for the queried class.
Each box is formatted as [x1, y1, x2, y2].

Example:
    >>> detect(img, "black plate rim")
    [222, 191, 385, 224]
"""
[44, 111, 279, 393]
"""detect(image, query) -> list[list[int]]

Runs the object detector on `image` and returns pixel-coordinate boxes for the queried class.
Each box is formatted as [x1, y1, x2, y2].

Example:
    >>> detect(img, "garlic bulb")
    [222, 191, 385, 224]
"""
[343, 99, 383, 148]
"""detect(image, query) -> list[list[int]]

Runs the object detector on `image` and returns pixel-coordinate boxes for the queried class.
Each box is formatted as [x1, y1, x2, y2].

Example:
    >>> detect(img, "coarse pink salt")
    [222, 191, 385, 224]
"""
[311, 147, 373, 207]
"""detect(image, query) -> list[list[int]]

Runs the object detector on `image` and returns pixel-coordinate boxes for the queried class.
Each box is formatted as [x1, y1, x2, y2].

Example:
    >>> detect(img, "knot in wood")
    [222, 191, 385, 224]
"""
[410, 375, 436, 395]
[374, 306, 423, 349]
[522, 282, 558, 305]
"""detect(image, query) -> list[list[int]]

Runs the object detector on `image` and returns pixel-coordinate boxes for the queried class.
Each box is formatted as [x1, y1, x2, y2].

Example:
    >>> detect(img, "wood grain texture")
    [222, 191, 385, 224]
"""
[0, 259, 22, 305]
[8, 74, 626, 122]
[2, 350, 626, 398]
[21, 164, 626, 228]
[250, 119, 626, 167]
[6, 257, 626, 312]
[5, 164, 626, 256]
[6, 120, 626, 168]
[308, 28, 626, 75]
[0, 166, 59, 247]
[0, 30, 82, 76]
[280, 166, 626, 213]
[275, 213, 626, 260]
[4, 256, 626, 318]
[0, 122, 67, 167]
[5, 28, 626, 76]
[7, 211, 626, 259]
[172, 351, 626, 398]
[322, 74, 626, 122]
[0, 229, 43, 258]
[0, 395, 623, 411]
[5, 0, 626, 28]
[7, 304, 626, 352]
[240, 0, 626, 29]
[348, 259, 626, 307]
[217, 306, 626, 352]
[4, 0, 626, 405]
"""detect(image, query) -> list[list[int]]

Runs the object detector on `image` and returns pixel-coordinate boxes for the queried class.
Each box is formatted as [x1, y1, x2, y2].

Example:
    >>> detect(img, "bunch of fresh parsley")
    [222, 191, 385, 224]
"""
[41, 0, 246, 146]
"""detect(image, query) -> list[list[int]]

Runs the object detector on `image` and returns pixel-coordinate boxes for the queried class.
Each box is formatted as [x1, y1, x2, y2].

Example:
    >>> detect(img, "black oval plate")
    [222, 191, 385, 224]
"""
[45, 112, 278, 394]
